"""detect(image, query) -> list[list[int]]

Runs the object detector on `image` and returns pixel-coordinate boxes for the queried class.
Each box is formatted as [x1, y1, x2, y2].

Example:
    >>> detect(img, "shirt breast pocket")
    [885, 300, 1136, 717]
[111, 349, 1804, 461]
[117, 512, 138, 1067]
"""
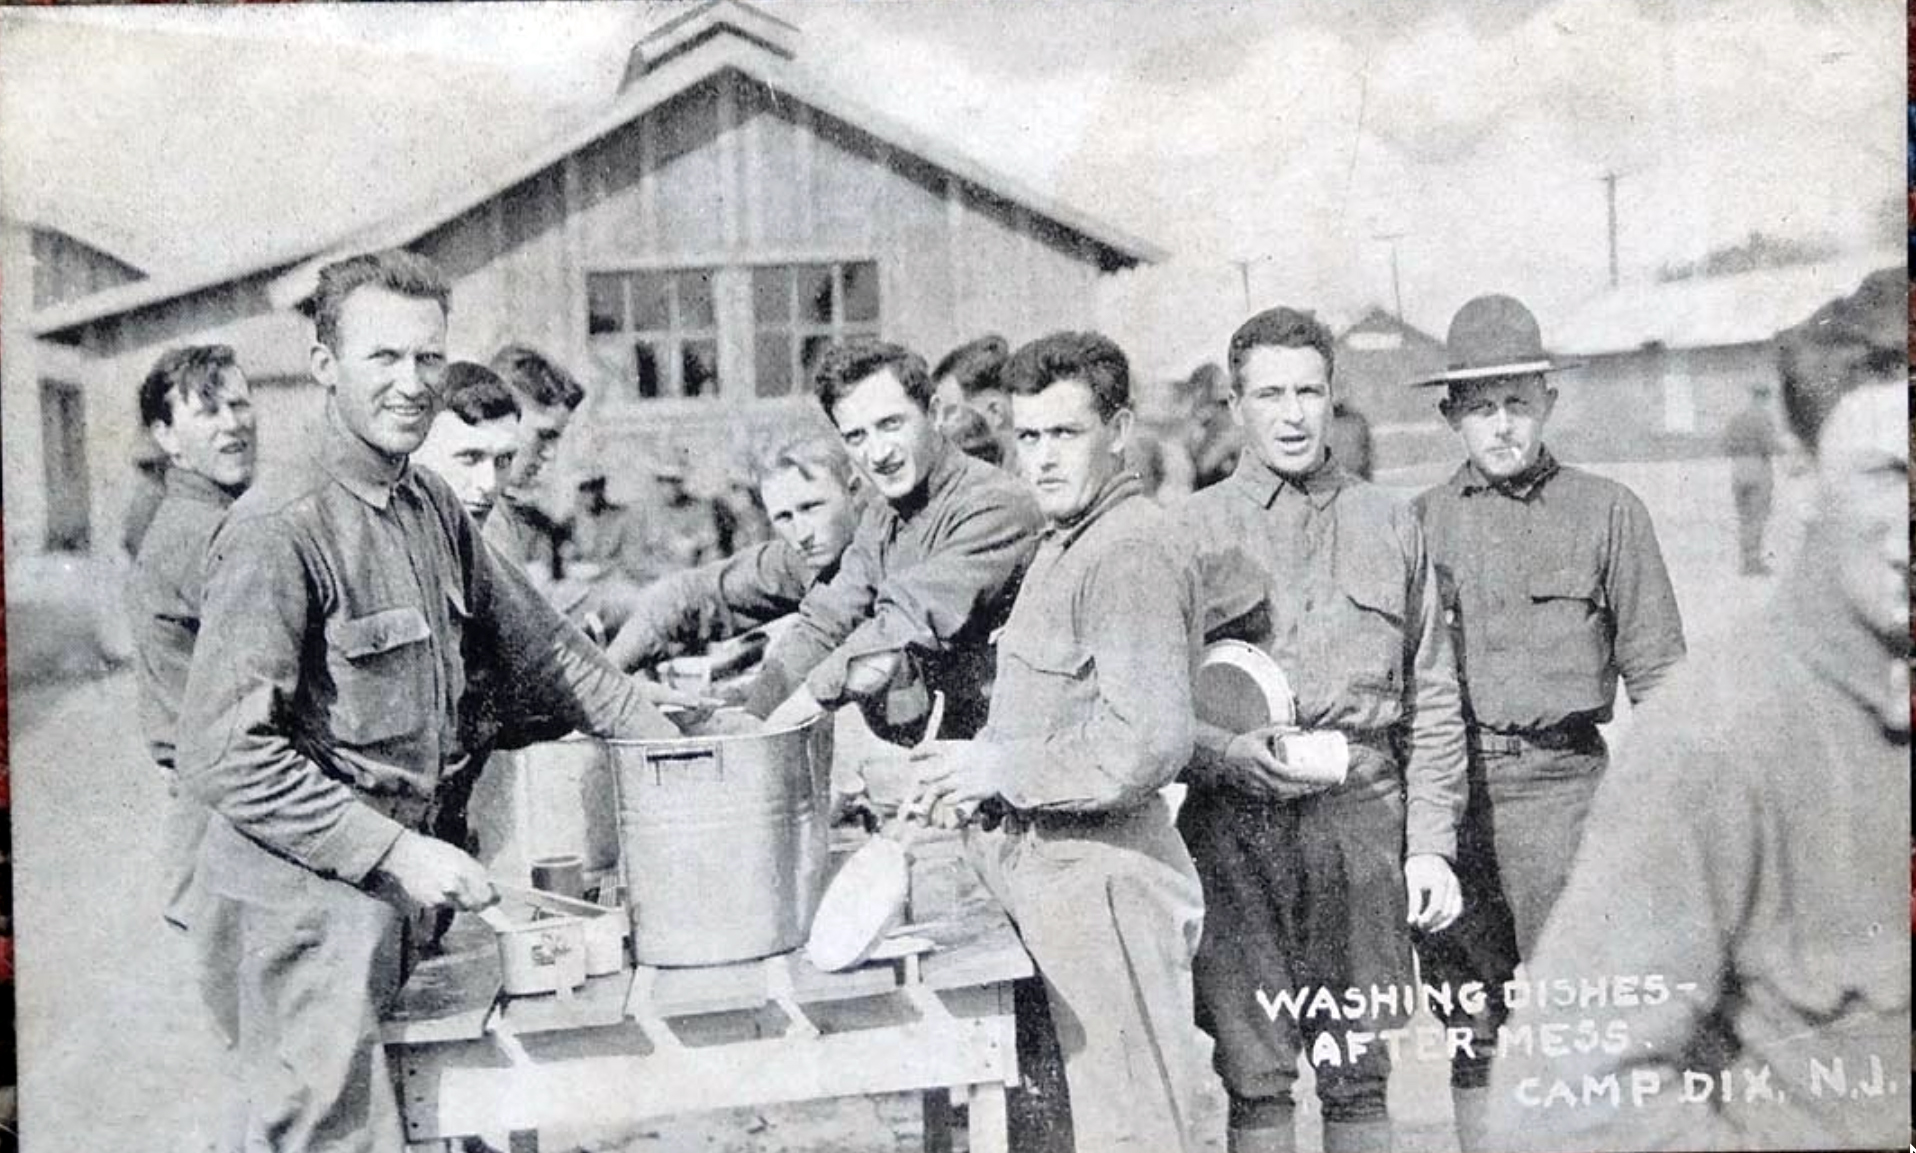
[325, 606, 432, 745]
[1526, 567, 1607, 684]
[999, 629, 1094, 722]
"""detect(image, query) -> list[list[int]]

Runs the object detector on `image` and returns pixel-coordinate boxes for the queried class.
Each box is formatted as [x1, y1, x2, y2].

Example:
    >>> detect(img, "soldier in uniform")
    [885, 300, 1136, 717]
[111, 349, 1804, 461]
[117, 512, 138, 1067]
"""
[410, 360, 521, 528]
[1177, 306, 1467, 1153]
[911, 331, 1206, 1152]
[1409, 294, 1687, 1150]
[130, 344, 258, 936]
[604, 427, 863, 672]
[1487, 268, 1908, 1153]
[750, 339, 1044, 744]
[484, 343, 584, 582]
[177, 250, 677, 1152]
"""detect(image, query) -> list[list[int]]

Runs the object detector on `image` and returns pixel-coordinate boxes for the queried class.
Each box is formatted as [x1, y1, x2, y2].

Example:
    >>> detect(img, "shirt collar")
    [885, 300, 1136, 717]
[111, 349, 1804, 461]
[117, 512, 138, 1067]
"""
[1783, 530, 1912, 737]
[888, 434, 961, 521]
[318, 401, 411, 510]
[1043, 471, 1144, 551]
[162, 464, 243, 507]
[1230, 448, 1351, 510]
[1452, 445, 1561, 499]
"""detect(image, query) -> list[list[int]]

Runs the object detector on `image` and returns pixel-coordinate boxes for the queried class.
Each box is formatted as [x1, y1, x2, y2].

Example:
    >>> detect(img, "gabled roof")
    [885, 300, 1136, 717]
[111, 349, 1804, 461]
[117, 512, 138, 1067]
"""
[1337, 306, 1443, 349]
[1552, 250, 1903, 356]
[36, 1, 1163, 341]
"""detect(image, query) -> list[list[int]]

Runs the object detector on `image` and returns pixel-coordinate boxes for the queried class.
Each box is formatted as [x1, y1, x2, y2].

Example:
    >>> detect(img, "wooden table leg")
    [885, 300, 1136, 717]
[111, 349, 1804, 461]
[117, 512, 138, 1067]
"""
[966, 1081, 1009, 1153]
[922, 1088, 954, 1153]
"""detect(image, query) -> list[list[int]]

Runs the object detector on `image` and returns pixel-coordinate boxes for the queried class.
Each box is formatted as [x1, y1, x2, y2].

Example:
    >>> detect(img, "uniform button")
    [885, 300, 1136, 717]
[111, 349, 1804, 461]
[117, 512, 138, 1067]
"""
[1304, 598, 1314, 613]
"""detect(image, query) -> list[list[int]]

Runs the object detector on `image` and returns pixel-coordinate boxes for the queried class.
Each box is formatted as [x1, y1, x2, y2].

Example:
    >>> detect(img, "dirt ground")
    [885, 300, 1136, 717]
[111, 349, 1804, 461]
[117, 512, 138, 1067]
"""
[8, 459, 1798, 1152]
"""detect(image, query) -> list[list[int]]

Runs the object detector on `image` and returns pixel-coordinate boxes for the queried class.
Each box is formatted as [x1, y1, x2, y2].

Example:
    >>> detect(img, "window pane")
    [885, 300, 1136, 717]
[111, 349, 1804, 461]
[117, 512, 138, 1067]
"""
[633, 342, 662, 400]
[841, 261, 880, 323]
[752, 266, 791, 327]
[797, 263, 835, 324]
[800, 333, 835, 381]
[632, 273, 671, 331]
[755, 332, 793, 398]
[586, 274, 624, 334]
[681, 339, 719, 398]
[677, 270, 716, 330]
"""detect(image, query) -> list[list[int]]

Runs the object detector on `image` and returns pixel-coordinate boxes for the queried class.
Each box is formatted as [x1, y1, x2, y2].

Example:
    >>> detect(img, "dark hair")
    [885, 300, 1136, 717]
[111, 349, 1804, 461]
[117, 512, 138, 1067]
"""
[310, 249, 450, 352]
[1227, 307, 1336, 393]
[809, 339, 933, 418]
[490, 343, 587, 411]
[1002, 331, 1131, 420]
[1776, 267, 1906, 451]
[439, 361, 521, 426]
[931, 335, 1009, 398]
[940, 405, 1006, 465]
[139, 344, 240, 428]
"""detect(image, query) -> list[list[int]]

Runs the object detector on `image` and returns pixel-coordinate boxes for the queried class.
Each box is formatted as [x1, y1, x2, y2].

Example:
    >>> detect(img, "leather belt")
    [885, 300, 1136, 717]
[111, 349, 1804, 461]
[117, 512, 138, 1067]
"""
[1469, 721, 1598, 756]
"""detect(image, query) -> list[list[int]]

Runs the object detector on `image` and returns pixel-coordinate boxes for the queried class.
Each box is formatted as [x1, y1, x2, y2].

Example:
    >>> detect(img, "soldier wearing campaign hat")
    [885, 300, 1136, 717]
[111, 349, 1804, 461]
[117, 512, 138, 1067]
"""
[1409, 293, 1687, 1150]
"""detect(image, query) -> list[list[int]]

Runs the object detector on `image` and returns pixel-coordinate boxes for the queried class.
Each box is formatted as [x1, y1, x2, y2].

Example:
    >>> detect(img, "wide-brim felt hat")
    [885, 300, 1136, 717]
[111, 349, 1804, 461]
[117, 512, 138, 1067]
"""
[1412, 293, 1580, 387]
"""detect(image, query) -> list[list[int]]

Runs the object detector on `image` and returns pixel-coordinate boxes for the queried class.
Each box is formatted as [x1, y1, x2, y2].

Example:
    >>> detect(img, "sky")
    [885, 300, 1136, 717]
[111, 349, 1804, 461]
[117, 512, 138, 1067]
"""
[0, 0, 1902, 379]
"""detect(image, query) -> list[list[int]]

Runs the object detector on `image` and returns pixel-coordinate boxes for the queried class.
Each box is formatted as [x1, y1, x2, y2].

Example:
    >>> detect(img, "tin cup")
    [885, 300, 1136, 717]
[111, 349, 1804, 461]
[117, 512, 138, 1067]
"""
[530, 854, 586, 900]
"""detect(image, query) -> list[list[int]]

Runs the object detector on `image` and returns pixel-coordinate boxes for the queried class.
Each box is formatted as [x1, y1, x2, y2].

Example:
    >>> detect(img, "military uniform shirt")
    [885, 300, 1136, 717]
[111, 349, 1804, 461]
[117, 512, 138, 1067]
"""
[1414, 449, 1685, 732]
[133, 467, 239, 772]
[178, 407, 665, 886]
[1182, 452, 1467, 859]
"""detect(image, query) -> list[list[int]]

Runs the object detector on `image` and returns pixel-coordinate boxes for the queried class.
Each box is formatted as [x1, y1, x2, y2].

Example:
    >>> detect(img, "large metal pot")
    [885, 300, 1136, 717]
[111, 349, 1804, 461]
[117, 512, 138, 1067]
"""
[606, 709, 834, 967]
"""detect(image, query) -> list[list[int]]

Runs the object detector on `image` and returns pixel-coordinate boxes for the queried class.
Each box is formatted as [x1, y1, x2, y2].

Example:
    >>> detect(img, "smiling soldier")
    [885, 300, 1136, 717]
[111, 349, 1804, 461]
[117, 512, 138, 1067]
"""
[1408, 293, 1686, 1149]
[176, 250, 677, 1153]
[748, 339, 1043, 743]
[1177, 306, 1467, 1153]
[130, 344, 257, 940]
[911, 331, 1207, 1152]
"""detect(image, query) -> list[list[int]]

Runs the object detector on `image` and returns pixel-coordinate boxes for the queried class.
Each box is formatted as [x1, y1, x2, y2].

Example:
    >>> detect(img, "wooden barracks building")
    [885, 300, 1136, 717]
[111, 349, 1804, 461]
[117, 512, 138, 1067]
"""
[2, 0, 1161, 561]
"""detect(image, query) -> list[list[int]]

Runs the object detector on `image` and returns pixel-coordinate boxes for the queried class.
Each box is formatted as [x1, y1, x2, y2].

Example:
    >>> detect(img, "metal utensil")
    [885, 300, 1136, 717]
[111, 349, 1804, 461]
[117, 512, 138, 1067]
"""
[804, 692, 945, 973]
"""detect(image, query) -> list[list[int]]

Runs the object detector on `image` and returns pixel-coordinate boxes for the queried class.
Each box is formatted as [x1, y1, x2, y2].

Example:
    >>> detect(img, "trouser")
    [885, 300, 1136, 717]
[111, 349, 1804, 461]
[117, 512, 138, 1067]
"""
[1416, 731, 1607, 1088]
[196, 820, 411, 1153]
[1178, 784, 1412, 1124]
[1733, 478, 1772, 569]
[965, 795, 1207, 1153]
[160, 781, 213, 932]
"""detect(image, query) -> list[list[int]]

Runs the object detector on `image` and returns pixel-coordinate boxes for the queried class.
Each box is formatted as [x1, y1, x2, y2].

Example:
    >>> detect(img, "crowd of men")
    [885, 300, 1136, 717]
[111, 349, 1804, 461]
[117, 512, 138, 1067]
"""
[125, 247, 1907, 1153]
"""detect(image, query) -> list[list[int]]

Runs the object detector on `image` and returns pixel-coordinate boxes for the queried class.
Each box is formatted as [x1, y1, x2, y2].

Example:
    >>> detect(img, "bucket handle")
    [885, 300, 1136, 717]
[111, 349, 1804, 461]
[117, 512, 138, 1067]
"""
[641, 744, 723, 785]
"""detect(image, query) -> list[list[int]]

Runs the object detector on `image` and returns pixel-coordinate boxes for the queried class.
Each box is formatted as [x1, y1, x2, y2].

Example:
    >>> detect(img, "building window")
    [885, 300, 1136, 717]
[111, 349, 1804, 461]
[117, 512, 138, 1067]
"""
[584, 260, 880, 400]
[750, 261, 881, 398]
[587, 268, 720, 400]
[40, 379, 91, 552]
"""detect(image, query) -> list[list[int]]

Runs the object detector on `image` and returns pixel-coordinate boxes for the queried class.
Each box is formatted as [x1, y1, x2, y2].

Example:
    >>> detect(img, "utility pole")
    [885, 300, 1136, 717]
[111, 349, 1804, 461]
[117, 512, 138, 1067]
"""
[1229, 258, 1255, 313]
[1372, 232, 1407, 322]
[1600, 170, 1621, 287]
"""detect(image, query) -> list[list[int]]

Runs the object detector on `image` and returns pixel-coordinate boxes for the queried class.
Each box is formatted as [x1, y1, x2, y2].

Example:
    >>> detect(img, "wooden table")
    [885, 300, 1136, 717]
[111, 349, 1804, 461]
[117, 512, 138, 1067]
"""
[385, 836, 1031, 1153]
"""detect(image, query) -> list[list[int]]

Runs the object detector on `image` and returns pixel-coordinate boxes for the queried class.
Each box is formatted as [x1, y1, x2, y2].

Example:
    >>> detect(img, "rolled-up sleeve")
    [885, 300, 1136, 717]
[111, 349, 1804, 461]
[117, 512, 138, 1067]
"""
[177, 517, 406, 884]
[995, 545, 1198, 813]
[1401, 519, 1467, 861]
[1606, 490, 1686, 703]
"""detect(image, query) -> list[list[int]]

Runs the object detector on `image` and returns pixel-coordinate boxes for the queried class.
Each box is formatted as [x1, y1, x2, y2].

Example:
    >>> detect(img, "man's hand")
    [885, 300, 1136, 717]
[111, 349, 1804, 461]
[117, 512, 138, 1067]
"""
[634, 677, 724, 724]
[908, 740, 1007, 829]
[1404, 853, 1463, 932]
[1210, 725, 1329, 801]
[766, 685, 828, 730]
[374, 832, 497, 911]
